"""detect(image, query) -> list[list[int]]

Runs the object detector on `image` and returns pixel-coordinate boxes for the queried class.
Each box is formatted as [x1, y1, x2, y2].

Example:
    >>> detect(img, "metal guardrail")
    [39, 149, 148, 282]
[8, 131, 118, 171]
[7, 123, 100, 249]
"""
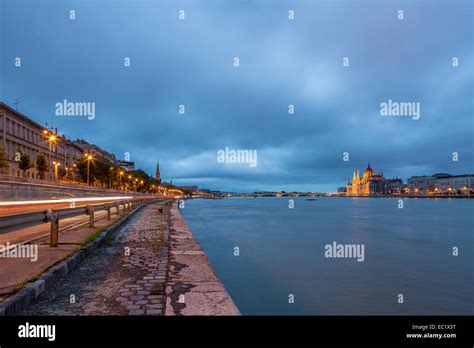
[0, 197, 162, 246]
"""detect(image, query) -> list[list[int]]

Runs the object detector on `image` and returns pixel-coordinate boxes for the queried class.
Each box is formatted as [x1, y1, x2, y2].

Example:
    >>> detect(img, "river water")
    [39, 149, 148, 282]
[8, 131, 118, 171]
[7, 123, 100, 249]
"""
[180, 197, 473, 315]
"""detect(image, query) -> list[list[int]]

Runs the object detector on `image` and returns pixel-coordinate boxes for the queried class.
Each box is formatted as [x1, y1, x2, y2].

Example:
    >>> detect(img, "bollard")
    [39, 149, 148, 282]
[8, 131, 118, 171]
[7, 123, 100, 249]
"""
[86, 205, 95, 228]
[50, 213, 59, 247]
[106, 203, 111, 220]
[44, 209, 60, 247]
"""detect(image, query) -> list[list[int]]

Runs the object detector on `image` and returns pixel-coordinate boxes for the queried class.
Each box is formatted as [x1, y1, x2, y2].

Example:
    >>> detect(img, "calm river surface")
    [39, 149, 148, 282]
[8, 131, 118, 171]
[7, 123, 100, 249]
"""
[180, 197, 473, 315]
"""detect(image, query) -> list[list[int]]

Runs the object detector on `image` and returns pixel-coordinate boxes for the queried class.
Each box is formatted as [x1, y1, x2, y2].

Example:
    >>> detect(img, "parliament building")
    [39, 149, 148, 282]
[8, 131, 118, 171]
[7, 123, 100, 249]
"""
[346, 163, 404, 195]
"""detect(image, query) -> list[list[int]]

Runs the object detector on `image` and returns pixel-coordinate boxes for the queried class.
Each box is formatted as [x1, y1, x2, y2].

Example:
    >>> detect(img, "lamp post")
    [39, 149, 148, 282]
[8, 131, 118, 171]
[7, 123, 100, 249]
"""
[43, 130, 57, 180]
[52, 161, 60, 180]
[85, 153, 93, 186]
[109, 166, 114, 188]
[119, 171, 124, 190]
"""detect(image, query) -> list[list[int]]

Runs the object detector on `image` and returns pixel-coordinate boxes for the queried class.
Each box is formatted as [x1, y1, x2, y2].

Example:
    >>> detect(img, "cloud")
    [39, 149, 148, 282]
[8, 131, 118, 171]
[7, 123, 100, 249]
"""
[1, 0, 472, 191]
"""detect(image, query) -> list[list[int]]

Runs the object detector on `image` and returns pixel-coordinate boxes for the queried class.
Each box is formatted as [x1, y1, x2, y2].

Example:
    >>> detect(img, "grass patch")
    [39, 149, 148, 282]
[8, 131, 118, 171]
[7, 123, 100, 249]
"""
[12, 280, 27, 293]
[82, 228, 106, 245]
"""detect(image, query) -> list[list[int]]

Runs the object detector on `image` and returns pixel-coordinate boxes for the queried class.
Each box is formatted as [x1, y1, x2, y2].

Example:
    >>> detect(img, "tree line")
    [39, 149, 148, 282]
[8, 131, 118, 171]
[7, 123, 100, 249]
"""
[0, 146, 170, 193]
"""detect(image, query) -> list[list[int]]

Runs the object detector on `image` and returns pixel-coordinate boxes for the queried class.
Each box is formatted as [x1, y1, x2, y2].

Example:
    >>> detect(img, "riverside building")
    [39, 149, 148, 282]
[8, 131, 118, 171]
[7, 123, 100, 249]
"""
[346, 162, 404, 195]
[407, 173, 473, 194]
[0, 102, 83, 179]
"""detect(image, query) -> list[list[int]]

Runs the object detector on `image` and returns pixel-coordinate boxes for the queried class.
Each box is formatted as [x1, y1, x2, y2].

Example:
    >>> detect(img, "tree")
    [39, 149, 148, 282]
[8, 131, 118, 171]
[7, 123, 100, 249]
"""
[35, 152, 48, 179]
[17, 149, 33, 177]
[74, 155, 116, 187]
[0, 147, 8, 174]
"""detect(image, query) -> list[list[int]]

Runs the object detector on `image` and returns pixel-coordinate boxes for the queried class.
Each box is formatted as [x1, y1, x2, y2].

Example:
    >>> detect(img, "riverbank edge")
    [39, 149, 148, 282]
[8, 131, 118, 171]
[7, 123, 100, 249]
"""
[165, 203, 240, 315]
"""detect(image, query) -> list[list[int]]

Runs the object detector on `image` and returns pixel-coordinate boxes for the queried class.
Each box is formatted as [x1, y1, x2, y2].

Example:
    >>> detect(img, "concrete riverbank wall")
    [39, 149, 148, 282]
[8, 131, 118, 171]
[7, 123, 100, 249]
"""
[165, 203, 240, 315]
[0, 175, 151, 201]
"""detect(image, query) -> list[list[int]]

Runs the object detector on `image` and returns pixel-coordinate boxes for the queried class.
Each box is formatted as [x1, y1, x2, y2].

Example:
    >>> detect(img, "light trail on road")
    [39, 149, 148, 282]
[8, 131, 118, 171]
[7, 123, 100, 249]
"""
[0, 196, 134, 206]
[0, 196, 135, 218]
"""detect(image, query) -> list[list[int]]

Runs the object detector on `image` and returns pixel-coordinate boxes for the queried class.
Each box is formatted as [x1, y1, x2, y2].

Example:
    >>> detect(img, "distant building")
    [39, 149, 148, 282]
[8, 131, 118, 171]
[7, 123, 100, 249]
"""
[408, 173, 473, 194]
[346, 162, 404, 195]
[155, 161, 161, 184]
[73, 139, 116, 163]
[178, 186, 198, 194]
[384, 178, 405, 194]
[347, 163, 384, 195]
[116, 159, 135, 171]
[407, 175, 435, 193]
[337, 187, 347, 193]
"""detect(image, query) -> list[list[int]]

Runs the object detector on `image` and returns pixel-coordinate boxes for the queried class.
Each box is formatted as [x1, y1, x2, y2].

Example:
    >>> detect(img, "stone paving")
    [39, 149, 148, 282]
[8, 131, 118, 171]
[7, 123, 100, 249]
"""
[18, 202, 171, 316]
[115, 204, 170, 315]
[17, 201, 240, 316]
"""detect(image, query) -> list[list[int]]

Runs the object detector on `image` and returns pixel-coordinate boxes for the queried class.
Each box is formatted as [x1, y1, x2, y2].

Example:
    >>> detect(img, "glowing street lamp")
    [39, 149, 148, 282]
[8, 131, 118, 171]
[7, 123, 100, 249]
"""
[119, 171, 124, 189]
[52, 161, 60, 180]
[43, 129, 58, 179]
[85, 153, 94, 186]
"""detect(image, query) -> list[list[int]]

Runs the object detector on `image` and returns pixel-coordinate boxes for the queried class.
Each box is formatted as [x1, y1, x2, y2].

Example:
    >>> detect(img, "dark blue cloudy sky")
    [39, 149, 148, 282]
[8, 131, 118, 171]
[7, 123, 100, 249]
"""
[1, 0, 473, 192]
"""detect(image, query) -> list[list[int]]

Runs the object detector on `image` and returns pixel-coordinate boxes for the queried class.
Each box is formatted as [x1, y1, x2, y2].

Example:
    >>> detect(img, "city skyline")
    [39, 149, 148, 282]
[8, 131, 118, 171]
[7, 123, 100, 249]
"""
[1, 1, 473, 192]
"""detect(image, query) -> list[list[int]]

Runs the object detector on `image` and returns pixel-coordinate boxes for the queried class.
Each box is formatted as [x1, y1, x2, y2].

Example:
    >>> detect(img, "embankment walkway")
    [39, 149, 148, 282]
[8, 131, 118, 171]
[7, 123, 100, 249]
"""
[7, 201, 238, 315]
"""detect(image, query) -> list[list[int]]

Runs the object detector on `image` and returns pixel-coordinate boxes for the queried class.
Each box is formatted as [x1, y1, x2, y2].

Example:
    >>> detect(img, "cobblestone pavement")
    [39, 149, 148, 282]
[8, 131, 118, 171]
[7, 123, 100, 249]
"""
[20, 202, 171, 316]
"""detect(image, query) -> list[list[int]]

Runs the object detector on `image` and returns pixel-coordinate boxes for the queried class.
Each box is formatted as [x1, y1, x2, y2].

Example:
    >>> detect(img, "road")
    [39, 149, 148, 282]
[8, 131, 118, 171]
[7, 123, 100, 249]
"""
[0, 196, 162, 247]
[0, 196, 137, 218]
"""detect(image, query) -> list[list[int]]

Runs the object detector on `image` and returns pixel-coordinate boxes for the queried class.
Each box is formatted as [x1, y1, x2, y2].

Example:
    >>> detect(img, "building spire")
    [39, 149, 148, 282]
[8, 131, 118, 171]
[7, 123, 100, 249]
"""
[155, 160, 161, 184]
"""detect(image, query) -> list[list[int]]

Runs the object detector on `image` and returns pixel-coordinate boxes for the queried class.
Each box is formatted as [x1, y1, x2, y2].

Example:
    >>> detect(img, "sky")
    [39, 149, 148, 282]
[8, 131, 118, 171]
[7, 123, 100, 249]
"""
[1, 0, 473, 192]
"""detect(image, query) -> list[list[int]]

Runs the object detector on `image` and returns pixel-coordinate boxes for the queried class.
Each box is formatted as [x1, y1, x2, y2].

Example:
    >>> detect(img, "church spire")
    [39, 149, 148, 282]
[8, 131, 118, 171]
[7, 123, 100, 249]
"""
[155, 160, 161, 184]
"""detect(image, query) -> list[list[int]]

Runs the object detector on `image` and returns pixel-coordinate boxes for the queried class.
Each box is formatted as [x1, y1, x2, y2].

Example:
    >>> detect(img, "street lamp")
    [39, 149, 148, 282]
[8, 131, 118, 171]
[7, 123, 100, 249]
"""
[85, 153, 94, 186]
[127, 175, 133, 190]
[52, 161, 60, 180]
[109, 166, 114, 188]
[119, 171, 124, 190]
[43, 130, 57, 179]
